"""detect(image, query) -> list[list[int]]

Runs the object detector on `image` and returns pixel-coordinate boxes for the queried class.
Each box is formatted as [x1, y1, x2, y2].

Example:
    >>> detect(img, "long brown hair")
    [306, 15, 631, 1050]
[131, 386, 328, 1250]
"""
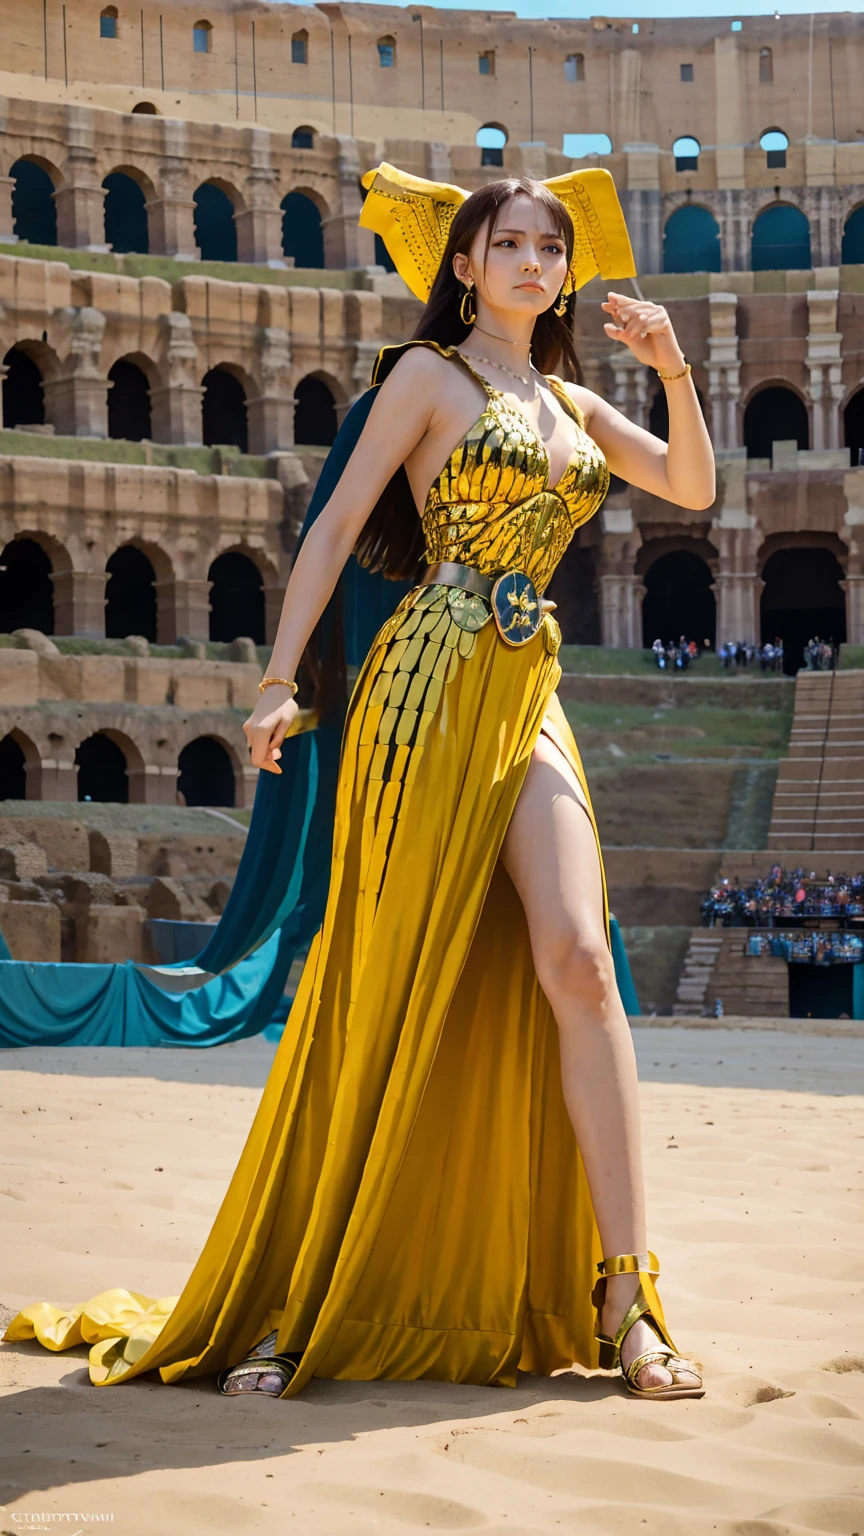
[353, 178, 581, 582]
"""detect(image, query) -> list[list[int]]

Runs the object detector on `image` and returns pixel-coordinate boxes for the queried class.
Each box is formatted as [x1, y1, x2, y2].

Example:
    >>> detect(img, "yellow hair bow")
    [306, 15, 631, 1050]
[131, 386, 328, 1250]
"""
[359, 161, 636, 303]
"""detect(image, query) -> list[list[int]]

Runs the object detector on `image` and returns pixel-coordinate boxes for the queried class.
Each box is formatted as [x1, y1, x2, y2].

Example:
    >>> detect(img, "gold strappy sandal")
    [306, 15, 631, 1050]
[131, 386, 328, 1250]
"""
[217, 1330, 299, 1398]
[591, 1251, 704, 1401]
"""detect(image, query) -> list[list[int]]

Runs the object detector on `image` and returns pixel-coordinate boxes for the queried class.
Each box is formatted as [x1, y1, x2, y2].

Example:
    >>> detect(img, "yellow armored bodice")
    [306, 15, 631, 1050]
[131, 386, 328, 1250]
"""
[375, 341, 610, 595]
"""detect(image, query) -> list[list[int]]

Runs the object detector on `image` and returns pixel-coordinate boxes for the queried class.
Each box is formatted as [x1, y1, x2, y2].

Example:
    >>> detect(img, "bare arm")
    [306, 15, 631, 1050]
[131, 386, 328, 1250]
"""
[568, 292, 715, 512]
[243, 350, 436, 772]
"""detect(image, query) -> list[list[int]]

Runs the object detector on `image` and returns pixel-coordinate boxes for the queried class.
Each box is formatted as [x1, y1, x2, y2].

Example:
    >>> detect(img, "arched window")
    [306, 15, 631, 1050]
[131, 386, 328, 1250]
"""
[0, 734, 28, 800]
[761, 547, 846, 669]
[294, 376, 337, 446]
[208, 552, 264, 644]
[193, 183, 237, 262]
[281, 191, 324, 268]
[291, 126, 315, 150]
[0, 537, 54, 634]
[102, 171, 149, 254]
[76, 733, 129, 803]
[2, 346, 45, 429]
[564, 52, 584, 82]
[100, 6, 118, 39]
[105, 545, 157, 642]
[760, 127, 788, 170]
[291, 29, 308, 65]
[663, 206, 721, 273]
[845, 387, 864, 468]
[641, 551, 716, 649]
[759, 46, 773, 83]
[107, 358, 152, 442]
[202, 368, 248, 453]
[751, 204, 810, 271]
[842, 205, 864, 265]
[673, 135, 700, 172]
[563, 133, 612, 158]
[477, 123, 507, 169]
[744, 386, 809, 459]
[377, 36, 396, 68]
[131, 101, 158, 115]
[10, 158, 57, 246]
[178, 737, 236, 808]
[193, 19, 212, 53]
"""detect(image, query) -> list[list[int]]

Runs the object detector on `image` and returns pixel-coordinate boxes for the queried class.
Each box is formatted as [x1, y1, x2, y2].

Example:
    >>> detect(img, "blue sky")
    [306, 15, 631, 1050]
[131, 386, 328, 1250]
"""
[283, 0, 858, 16]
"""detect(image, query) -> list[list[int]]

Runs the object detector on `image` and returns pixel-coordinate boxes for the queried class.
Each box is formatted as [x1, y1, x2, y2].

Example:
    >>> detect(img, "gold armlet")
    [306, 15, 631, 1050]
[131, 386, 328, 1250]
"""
[656, 361, 691, 383]
[258, 677, 298, 697]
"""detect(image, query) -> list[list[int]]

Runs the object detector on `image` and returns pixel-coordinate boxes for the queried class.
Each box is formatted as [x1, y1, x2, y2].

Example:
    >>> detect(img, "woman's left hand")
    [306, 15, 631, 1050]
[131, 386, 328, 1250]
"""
[601, 291, 686, 373]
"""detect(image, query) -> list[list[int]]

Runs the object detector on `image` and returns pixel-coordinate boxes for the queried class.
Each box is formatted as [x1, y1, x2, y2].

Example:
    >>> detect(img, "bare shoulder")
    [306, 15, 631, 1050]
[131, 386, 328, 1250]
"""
[382, 343, 457, 396]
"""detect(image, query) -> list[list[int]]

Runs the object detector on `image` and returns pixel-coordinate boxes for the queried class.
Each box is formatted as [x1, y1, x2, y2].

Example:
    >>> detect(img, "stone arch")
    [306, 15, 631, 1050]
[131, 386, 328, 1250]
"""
[844, 384, 864, 467]
[281, 188, 326, 268]
[294, 371, 339, 446]
[662, 205, 720, 273]
[131, 102, 158, 116]
[759, 535, 847, 669]
[177, 734, 238, 808]
[201, 363, 249, 452]
[638, 537, 718, 648]
[751, 202, 811, 272]
[102, 165, 155, 254]
[193, 181, 244, 263]
[107, 353, 155, 441]
[291, 126, 316, 151]
[0, 534, 57, 634]
[9, 156, 61, 246]
[75, 728, 146, 804]
[0, 727, 41, 800]
[842, 203, 864, 266]
[104, 543, 159, 642]
[743, 382, 809, 459]
[207, 547, 265, 644]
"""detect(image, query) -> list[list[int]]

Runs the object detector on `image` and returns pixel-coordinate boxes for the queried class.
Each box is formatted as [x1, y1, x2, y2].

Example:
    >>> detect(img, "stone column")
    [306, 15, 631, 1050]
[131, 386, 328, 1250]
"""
[53, 181, 108, 251]
[145, 195, 199, 261]
[40, 752, 79, 800]
[716, 188, 750, 272]
[153, 578, 212, 644]
[611, 351, 650, 431]
[323, 135, 376, 269]
[129, 763, 178, 805]
[51, 570, 107, 637]
[621, 146, 662, 275]
[841, 575, 864, 645]
[714, 570, 761, 646]
[806, 287, 842, 452]
[247, 326, 294, 453]
[711, 472, 761, 645]
[707, 292, 741, 451]
[0, 175, 17, 242]
[235, 132, 285, 267]
[42, 305, 109, 437]
[599, 573, 645, 648]
[151, 312, 203, 445]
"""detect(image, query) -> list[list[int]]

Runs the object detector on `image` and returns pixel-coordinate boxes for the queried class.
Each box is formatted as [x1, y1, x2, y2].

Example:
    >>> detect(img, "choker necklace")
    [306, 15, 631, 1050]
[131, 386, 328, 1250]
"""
[472, 322, 532, 351]
[462, 351, 538, 390]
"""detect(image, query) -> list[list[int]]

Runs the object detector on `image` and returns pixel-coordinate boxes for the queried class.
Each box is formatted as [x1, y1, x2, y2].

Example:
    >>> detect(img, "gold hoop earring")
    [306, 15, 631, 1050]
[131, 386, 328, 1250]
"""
[554, 290, 569, 318]
[459, 284, 476, 326]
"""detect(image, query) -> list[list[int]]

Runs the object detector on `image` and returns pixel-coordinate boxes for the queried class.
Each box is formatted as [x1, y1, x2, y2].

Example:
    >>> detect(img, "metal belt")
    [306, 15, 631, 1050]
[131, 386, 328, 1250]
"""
[418, 560, 556, 647]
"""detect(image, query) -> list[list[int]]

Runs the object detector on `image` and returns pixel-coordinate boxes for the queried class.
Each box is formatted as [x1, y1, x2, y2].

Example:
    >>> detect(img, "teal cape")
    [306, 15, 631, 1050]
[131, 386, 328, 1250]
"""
[0, 388, 639, 1046]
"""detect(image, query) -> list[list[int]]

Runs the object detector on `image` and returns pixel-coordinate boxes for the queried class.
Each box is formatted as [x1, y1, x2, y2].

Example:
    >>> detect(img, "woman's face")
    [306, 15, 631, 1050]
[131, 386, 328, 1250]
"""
[454, 193, 569, 317]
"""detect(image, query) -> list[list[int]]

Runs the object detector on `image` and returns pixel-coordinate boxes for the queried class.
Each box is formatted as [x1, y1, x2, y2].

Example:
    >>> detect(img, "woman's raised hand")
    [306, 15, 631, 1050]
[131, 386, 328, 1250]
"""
[242, 684, 299, 775]
[601, 291, 686, 374]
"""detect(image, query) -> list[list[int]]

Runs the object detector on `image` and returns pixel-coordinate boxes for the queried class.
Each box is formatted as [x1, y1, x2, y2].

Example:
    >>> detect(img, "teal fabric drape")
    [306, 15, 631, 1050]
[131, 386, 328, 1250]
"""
[0, 387, 639, 1047]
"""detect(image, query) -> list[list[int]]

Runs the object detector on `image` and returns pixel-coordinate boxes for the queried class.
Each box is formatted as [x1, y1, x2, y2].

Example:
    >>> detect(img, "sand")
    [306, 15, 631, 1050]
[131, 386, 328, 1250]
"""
[1, 1026, 862, 1536]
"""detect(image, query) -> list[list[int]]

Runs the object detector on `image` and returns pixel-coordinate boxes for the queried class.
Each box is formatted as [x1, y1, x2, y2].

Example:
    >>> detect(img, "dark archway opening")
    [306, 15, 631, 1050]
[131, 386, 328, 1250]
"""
[102, 171, 149, 254]
[75, 733, 129, 803]
[3, 347, 45, 428]
[281, 191, 324, 268]
[193, 183, 237, 263]
[10, 159, 57, 246]
[105, 545, 157, 641]
[760, 547, 846, 673]
[202, 368, 248, 453]
[0, 735, 27, 799]
[751, 204, 811, 271]
[207, 551, 264, 644]
[294, 376, 336, 446]
[844, 388, 864, 468]
[546, 543, 599, 644]
[744, 386, 809, 460]
[107, 358, 152, 441]
[642, 550, 716, 647]
[789, 962, 854, 1020]
[663, 206, 721, 274]
[0, 537, 54, 633]
[841, 205, 864, 266]
[177, 736, 236, 808]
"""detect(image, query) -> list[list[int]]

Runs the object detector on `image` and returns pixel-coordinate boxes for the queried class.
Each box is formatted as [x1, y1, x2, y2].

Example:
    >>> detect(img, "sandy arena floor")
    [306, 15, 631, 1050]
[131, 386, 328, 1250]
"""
[1, 1026, 861, 1536]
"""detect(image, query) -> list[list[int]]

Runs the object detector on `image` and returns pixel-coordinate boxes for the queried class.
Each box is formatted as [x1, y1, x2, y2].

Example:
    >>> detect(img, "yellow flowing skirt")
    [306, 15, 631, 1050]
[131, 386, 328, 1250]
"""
[5, 585, 606, 1393]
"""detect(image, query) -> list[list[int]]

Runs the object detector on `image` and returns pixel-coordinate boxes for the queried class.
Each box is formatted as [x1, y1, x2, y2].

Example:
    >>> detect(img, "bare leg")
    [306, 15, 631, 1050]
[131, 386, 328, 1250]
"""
[500, 730, 698, 1390]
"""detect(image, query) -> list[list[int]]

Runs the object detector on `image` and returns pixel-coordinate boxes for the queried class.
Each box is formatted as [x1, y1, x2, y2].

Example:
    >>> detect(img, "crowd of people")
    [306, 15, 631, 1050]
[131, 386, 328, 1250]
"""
[746, 930, 863, 965]
[650, 636, 707, 670]
[700, 865, 864, 928]
[717, 640, 785, 671]
[803, 636, 837, 671]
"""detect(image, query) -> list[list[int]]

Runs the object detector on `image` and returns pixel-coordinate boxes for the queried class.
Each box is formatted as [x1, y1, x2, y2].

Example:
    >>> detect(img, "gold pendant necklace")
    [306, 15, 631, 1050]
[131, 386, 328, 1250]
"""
[472, 322, 533, 351]
[463, 352, 538, 390]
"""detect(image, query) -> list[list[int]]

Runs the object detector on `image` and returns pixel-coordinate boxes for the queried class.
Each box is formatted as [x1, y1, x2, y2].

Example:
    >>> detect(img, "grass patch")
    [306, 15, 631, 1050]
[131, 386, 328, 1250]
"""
[0, 427, 272, 477]
[0, 800, 249, 837]
[0, 240, 363, 291]
[840, 645, 864, 671]
[561, 698, 793, 767]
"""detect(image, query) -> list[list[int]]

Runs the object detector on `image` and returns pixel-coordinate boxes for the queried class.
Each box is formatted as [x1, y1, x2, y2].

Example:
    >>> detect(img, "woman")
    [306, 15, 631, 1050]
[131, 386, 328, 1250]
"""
[5, 165, 713, 1403]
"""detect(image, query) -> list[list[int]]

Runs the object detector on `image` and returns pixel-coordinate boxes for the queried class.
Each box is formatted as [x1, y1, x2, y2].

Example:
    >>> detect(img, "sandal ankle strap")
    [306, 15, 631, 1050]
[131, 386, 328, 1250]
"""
[596, 1251, 660, 1277]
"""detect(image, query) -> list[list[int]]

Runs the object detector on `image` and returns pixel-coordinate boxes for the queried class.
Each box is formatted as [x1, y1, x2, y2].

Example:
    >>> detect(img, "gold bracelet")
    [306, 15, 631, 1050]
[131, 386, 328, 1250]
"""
[258, 676, 298, 696]
[656, 361, 691, 383]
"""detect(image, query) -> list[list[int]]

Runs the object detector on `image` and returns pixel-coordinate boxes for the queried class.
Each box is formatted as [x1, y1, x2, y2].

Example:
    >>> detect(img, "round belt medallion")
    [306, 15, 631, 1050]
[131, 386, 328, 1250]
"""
[490, 570, 542, 646]
[446, 588, 492, 633]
